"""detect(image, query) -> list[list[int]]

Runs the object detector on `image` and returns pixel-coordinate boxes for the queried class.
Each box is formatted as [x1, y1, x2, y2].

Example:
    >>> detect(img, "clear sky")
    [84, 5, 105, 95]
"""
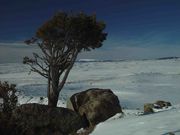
[0, 0, 180, 62]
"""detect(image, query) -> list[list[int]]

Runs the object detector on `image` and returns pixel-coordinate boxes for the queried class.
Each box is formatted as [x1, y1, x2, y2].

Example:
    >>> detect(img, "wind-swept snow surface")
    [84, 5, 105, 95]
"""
[91, 105, 180, 135]
[0, 59, 180, 134]
[1, 59, 180, 109]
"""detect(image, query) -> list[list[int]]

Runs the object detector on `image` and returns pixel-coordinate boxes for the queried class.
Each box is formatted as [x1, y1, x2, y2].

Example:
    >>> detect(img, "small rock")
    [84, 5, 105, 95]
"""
[40, 97, 44, 100]
[144, 103, 154, 114]
[155, 100, 172, 108]
[168, 132, 175, 135]
[144, 100, 172, 114]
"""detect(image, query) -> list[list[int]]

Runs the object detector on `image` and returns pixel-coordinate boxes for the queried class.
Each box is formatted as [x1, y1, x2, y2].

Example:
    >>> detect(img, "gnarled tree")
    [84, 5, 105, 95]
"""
[23, 12, 107, 107]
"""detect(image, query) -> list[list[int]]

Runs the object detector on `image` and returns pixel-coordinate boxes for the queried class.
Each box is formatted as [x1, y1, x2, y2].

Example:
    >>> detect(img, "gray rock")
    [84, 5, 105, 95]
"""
[67, 88, 122, 126]
[144, 103, 154, 114]
[155, 100, 172, 108]
[144, 100, 172, 114]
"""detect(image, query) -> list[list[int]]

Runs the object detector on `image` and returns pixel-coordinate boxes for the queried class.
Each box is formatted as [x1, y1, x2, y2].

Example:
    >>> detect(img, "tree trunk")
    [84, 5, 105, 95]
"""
[48, 80, 59, 107]
[47, 51, 78, 107]
[47, 66, 60, 107]
[48, 91, 59, 107]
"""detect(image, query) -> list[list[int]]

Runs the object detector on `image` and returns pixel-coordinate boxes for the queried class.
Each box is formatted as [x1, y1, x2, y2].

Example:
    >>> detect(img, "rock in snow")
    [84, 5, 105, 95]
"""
[67, 88, 122, 126]
[144, 100, 172, 114]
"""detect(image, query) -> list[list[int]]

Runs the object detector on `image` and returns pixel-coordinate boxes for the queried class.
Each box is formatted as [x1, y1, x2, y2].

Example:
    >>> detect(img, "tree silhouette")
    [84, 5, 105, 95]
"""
[23, 12, 107, 107]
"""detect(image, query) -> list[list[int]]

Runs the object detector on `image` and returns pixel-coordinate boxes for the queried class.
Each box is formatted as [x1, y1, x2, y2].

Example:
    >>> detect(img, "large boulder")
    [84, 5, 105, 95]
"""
[11, 103, 84, 135]
[67, 88, 122, 126]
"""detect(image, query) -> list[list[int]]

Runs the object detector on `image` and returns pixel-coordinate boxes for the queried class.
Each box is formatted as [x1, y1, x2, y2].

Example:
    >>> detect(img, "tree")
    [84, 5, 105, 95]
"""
[23, 12, 107, 107]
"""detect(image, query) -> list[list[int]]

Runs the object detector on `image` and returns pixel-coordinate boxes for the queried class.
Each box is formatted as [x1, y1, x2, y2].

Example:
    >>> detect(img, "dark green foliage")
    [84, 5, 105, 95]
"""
[0, 81, 18, 135]
[11, 103, 85, 135]
[0, 81, 18, 115]
[34, 12, 107, 51]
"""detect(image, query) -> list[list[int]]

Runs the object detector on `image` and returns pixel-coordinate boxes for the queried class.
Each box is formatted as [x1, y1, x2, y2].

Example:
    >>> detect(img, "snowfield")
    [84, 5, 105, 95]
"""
[91, 105, 180, 135]
[0, 58, 180, 135]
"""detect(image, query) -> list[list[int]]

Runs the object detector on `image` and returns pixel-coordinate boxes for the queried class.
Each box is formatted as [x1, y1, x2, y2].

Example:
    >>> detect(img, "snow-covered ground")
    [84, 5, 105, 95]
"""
[92, 104, 180, 135]
[0, 59, 180, 135]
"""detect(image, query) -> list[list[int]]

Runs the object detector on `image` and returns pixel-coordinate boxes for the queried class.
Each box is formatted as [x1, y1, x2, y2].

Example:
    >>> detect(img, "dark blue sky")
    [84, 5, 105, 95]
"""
[0, 0, 180, 60]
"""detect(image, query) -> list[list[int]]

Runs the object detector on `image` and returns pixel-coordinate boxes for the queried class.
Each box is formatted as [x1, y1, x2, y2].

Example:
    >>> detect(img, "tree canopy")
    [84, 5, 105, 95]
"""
[24, 12, 107, 107]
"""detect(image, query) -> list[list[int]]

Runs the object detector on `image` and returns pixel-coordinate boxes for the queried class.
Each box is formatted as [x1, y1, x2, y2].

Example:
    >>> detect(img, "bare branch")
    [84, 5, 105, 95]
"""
[23, 56, 48, 78]
[38, 42, 51, 59]
[57, 49, 78, 92]
[30, 65, 48, 78]
[33, 53, 48, 72]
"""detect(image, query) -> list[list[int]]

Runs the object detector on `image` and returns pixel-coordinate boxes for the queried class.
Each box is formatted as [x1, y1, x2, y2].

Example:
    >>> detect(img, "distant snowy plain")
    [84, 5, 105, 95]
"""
[0, 59, 180, 135]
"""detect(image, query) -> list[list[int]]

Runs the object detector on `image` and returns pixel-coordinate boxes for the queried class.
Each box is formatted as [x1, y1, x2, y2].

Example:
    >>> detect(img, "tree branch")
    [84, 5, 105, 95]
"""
[33, 53, 48, 73]
[29, 64, 48, 78]
[57, 50, 78, 92]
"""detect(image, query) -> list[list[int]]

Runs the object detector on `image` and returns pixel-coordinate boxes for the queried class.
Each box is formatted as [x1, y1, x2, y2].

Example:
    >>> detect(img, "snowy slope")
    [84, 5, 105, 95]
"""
[0, 59, 180, 135]
[91, 105, 180, 135]
[1, 59, 180, 109]
[17, 95, 66, 108]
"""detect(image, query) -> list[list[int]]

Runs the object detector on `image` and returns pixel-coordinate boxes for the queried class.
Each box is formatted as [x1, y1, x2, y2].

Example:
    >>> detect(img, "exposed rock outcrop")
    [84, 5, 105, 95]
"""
[67, 88, 122, 126]
[154, 100, 171, 108]
[144, 103, 154, 114]
[144, 100, 172, 114]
